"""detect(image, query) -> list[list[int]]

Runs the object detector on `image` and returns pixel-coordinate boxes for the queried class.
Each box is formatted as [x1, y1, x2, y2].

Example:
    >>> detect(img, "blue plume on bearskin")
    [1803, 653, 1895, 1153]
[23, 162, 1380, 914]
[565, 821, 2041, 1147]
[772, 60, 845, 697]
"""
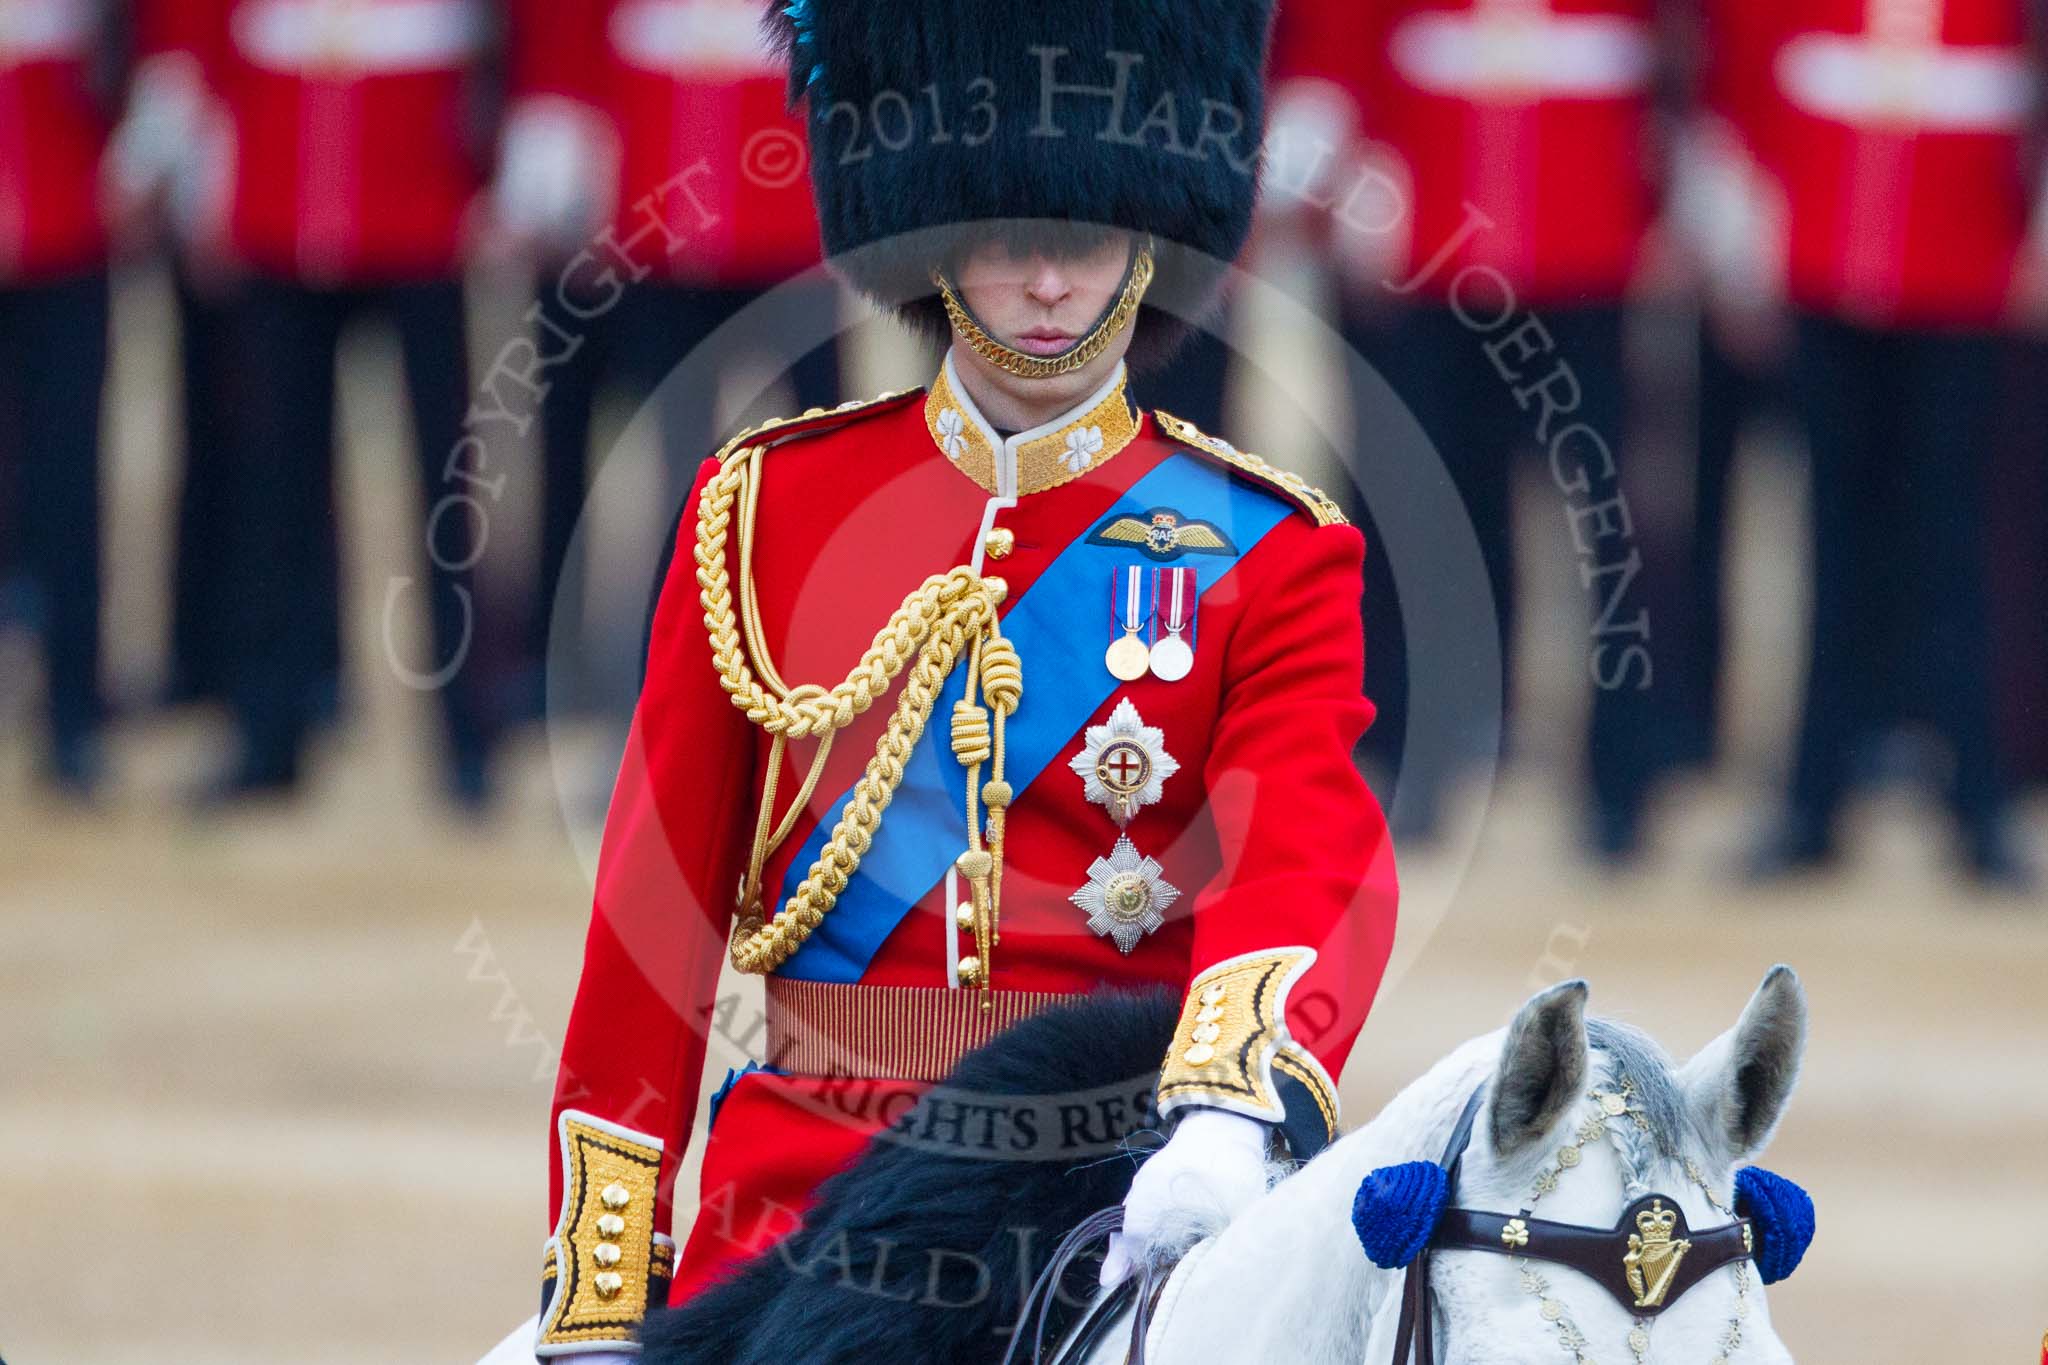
[776, 0, 822, 93]
[638, 988, 1180, 1364]
[1734, 1166, 1815, 1285]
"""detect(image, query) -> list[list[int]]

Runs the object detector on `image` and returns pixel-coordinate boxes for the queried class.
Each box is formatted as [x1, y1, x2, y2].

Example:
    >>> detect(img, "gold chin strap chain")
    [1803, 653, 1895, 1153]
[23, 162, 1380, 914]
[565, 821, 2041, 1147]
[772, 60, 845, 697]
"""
[696, 442, 1021, 1006]
[933, 236, 1155, 380]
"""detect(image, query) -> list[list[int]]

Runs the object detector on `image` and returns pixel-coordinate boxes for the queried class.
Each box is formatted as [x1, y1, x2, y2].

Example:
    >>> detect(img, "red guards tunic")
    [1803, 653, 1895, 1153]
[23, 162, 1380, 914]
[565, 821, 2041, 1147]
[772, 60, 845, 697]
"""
[137, 0, 489, 281]
[534, 360, 1399, 1354]
[1347, 0, 1660, 304]
[508, 0, 822, 285]
[1754, 0, 2036, 327]
[0, 0, 109, 281]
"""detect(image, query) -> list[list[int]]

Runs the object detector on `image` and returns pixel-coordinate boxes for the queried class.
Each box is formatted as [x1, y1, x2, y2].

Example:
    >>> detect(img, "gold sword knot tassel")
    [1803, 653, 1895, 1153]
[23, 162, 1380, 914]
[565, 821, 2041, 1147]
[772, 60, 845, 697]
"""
[951, 617, 1021, 1006]
[950, 699, 992, 764]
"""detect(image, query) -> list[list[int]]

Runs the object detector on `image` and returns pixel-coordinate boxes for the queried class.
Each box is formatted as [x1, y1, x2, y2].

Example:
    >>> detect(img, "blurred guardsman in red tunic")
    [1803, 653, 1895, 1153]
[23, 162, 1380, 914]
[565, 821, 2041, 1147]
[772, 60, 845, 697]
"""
[0, 0, 115, 793]
[519, 1, 1398, 1357]
[1263, 0, 1671, 860]
[107, 1, 344, 732]
[1643, 0, 1799, 831]
[1729, 0, 2037, 884]
[495, 0, 839, 721]
[124, 0, 498, 805]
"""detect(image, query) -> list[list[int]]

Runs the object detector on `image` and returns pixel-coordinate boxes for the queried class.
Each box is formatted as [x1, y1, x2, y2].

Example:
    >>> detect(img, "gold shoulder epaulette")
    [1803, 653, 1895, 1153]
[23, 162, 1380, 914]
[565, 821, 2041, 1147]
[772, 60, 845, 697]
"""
[1153, 410, 1350, 528]
[712, 387, 922, 467]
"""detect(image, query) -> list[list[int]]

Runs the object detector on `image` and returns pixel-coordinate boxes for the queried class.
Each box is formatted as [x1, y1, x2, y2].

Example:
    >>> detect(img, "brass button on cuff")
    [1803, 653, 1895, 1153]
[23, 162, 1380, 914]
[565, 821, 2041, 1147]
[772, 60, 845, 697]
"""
[541, 1112, 663, 1350]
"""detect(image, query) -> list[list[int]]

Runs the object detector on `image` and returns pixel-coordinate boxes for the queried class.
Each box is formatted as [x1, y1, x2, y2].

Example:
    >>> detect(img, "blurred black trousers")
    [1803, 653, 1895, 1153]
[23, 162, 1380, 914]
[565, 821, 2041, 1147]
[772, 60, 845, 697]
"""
[527, 275, 842, 707]
[168, 269, 344, 710]
[1787, 314, 2007, 833]
[223, 275, 488, 771]
[1340, 300, 1675, 821]
[1680, 316, 1782, 769]
[0, 269, 106, 745]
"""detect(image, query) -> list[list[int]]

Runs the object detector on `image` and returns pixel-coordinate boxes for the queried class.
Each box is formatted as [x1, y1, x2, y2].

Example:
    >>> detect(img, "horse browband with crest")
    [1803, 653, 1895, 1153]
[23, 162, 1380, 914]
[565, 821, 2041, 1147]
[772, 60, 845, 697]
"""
[1388, 1086, 1758, 1365]
[1429, 1196, 1753, 1317]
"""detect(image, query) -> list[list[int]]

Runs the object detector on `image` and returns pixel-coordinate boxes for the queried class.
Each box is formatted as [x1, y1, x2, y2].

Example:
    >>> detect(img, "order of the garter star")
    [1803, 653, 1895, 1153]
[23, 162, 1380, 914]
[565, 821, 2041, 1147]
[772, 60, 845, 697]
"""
[1069, 697, 1180, 826]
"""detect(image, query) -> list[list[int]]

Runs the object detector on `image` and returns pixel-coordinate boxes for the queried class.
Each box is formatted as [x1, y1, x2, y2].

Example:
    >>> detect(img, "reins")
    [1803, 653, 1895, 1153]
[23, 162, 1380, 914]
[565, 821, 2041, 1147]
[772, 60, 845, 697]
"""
[1000, 1207, 1169, 1365]
[1387, 1086, 1487, 1365]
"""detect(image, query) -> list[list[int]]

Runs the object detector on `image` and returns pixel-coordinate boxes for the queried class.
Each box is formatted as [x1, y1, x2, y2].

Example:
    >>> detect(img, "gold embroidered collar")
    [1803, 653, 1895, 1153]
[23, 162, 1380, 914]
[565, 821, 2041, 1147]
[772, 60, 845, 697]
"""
[923, 352, 1141, 497]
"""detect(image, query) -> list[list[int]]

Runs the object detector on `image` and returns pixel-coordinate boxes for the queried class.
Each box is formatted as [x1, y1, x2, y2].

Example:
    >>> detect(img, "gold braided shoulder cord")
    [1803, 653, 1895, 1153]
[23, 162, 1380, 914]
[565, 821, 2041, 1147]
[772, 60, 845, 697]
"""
[1153, 411, 1351, 528]
[695, 440, 1019, 996]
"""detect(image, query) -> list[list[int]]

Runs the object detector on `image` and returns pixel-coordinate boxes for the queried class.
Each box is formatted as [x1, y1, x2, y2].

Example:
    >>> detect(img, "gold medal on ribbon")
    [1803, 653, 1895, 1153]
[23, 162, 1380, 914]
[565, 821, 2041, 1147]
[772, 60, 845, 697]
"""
[1105, 565, 1151, 680]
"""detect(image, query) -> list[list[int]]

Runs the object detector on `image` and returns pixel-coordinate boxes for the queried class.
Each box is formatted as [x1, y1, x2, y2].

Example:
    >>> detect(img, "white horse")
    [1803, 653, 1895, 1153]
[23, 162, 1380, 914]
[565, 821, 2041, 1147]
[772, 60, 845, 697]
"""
[1078, 967, 1808, 1365]
[479, 968, 1809, 1365]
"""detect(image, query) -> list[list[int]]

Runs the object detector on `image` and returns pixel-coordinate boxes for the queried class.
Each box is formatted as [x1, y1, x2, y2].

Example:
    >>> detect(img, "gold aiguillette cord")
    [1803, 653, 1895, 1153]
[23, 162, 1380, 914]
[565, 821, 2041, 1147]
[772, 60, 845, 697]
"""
[697, 440, 1019, 1003]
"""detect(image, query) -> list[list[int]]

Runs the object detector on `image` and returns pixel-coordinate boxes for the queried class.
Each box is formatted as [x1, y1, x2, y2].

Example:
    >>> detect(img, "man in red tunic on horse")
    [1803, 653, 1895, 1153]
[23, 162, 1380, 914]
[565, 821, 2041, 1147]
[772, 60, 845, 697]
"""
[519, 2, 1400, 1358]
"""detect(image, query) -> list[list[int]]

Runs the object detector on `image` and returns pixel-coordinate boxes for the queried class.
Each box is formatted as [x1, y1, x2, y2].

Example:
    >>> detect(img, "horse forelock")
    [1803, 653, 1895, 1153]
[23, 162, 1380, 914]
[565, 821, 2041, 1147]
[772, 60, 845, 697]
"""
[1584, 1017, 1689, 1165]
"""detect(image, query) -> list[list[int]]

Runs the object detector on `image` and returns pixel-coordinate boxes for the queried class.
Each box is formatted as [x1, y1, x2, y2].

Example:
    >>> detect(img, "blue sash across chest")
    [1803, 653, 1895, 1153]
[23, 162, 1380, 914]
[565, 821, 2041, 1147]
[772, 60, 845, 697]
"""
[774, 451, 1293, 983]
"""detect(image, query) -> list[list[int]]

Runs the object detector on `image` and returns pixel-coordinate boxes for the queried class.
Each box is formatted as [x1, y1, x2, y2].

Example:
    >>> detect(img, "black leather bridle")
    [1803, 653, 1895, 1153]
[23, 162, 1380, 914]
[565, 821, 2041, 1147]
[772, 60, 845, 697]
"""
[1006, 1085, 1764, 1365]
[1388, 1086, 1757, 1365]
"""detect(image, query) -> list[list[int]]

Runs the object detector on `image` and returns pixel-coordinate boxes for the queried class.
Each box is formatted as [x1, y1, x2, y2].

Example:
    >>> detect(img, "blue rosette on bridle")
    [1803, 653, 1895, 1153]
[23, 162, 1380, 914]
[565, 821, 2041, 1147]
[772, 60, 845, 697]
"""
[1735, 1166, 1816, 1284]
[1351, 1160, 1453, 1270]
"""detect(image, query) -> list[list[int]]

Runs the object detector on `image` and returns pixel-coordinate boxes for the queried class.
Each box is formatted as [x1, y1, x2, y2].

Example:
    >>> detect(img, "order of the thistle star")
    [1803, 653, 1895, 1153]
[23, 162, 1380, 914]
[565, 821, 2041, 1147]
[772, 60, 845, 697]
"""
[1070, 834, 1180, 953]
[1069, 696, 1178, 826]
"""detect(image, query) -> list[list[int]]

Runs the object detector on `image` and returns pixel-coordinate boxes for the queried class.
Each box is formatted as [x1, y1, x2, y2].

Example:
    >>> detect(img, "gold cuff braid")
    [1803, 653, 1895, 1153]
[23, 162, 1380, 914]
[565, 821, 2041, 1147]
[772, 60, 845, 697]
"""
[1157, 949, 1339, 1140]
[539, 1113, 666, 1352]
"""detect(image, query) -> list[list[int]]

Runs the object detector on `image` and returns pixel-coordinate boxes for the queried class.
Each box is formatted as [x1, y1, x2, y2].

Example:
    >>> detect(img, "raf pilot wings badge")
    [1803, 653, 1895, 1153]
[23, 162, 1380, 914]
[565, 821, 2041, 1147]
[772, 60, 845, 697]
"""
[1086, 506, 1239, 561]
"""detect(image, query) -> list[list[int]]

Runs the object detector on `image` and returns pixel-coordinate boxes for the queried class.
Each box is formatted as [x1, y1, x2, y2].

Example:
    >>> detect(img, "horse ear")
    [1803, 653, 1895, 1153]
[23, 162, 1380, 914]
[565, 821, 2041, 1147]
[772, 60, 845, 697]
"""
[1488, 980, 1589, 1159]
[1680, 965, 1808, 1162]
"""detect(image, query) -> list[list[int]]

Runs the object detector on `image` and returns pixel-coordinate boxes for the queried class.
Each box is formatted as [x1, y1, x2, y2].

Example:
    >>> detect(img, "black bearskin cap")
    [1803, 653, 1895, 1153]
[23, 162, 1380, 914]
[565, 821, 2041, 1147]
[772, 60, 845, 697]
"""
[763, 0, 1277, 372]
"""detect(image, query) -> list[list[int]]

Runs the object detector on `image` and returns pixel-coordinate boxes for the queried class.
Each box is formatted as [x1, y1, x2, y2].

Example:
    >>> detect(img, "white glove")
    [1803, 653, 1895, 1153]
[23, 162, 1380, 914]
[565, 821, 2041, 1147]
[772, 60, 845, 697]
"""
[1100, 1108, 1272, 1287]
[1261, 77, 1360, 216]
[1665, 113, 1785, 310]
[104, 52, 234, 248]
[472, 1313, 634, 1365]
[492, 97, 616, 253]
[105, 54, 208, 204]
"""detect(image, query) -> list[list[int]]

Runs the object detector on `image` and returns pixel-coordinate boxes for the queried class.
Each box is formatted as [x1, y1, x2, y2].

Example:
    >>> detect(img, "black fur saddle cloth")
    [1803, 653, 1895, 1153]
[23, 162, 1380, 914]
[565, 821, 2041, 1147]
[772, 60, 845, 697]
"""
[641, 988, 1179, 1364]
